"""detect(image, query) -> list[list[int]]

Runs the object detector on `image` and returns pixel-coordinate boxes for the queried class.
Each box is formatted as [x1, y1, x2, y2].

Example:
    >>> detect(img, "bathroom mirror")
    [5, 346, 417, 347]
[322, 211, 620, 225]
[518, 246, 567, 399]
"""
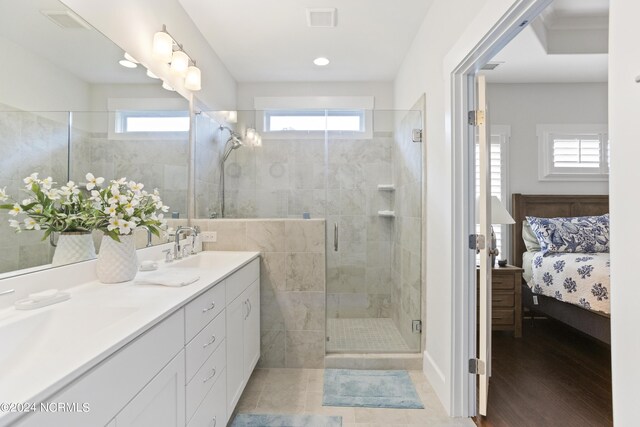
[0, 0, 189, 278]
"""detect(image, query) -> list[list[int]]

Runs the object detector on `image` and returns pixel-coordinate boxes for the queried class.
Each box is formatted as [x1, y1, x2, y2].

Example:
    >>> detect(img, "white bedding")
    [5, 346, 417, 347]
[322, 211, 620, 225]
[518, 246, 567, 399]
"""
[524, 251, 610, 314]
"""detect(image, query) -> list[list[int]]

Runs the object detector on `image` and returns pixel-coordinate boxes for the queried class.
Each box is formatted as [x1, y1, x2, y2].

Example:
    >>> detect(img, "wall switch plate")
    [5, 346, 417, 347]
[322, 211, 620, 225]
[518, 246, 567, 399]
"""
[200, 231, 217, 243]
[533, 295, 539, 305]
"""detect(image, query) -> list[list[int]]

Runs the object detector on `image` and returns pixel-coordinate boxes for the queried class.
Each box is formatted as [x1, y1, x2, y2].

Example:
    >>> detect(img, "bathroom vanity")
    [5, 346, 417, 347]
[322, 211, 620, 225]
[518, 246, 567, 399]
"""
[0, 250, 260, 427]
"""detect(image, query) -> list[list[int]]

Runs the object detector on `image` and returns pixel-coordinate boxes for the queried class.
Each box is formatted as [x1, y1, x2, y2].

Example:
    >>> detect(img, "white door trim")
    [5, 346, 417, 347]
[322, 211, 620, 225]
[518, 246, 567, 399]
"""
[447, 0, 552, 417]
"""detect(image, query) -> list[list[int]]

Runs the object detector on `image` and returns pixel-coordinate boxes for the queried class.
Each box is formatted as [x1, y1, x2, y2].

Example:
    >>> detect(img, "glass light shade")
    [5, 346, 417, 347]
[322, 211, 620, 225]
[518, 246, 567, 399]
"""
[184, 65, 201, 91]
[119, 59, 137, 68]
[246, 128, 256, 141]
[254, 134, 262, 147]
[227, 111, 237, 123]
[170, 51, 189, 76]
[124, 52, 139, 63]
[162, 81, 175, 91]
[152, 31, 173, 63]
[146, 69, 159, 79]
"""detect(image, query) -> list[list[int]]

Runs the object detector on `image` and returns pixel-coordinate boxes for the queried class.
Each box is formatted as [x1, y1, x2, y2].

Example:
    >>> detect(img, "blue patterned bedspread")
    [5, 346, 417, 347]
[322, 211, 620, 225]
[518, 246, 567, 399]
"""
[527, 252, 610, 314]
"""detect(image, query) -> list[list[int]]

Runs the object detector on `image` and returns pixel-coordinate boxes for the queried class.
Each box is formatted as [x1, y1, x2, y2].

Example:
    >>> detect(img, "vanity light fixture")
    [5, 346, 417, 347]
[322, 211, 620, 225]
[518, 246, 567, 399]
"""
[313, 57, 330, 66]
[152, 25, 201, 91]
[244, 128, 262, 147]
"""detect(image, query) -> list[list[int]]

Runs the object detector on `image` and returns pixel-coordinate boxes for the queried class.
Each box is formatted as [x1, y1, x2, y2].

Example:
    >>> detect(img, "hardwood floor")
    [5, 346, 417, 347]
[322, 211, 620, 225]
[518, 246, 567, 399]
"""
[475, 319, 612, 427]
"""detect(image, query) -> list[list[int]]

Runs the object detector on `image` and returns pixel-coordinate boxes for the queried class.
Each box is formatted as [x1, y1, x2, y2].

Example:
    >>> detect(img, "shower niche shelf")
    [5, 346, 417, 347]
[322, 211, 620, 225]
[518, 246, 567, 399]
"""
[378, 210, 396, 218]
[377, 184, 395, 191]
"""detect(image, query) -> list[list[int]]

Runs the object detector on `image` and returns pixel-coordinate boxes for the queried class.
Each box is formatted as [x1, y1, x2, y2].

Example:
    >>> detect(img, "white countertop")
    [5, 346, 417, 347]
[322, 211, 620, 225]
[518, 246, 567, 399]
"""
[0, 250, 259, 425]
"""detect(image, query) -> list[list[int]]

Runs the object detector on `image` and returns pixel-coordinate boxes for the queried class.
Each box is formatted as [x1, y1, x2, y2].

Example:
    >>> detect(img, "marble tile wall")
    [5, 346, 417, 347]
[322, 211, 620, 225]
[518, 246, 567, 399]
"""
[187, 218, 326, 369]
[0, 109, 68, 273]
[194, 113, 225, 219]
[391, 110, 423, 351]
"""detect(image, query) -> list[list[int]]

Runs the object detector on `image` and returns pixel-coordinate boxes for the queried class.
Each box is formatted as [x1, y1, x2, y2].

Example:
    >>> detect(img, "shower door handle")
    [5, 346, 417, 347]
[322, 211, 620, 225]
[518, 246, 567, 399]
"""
[334, 223, 338, 252]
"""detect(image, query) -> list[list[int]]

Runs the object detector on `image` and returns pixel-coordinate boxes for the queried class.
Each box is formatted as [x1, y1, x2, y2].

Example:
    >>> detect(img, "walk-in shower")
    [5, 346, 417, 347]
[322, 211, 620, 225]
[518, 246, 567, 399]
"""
[194, 109, 423, 356]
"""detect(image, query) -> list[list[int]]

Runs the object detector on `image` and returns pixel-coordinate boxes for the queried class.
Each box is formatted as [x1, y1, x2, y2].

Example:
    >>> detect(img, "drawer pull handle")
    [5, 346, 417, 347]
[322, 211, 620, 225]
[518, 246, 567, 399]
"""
[202, 302, 216, 313]
[203, 335, 217, 348]
[203, 368, 217, 383]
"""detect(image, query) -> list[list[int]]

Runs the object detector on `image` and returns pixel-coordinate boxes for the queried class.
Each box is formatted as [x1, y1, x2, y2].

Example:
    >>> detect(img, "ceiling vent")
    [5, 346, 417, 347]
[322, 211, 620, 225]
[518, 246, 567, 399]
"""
[40, 10, 91, 29]
[306, 8, 337, 28]
[481, 62, 503, 70]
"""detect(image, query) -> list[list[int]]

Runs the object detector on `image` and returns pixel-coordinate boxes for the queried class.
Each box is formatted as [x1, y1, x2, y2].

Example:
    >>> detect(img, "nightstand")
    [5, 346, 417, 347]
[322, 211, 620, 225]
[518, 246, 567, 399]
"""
[477, 264, 523, 338]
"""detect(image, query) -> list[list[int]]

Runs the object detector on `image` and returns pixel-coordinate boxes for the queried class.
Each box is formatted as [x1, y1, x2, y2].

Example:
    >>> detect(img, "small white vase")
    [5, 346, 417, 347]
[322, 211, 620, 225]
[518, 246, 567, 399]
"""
[96, 234, 138, 284]
[52, 232, 97, 266]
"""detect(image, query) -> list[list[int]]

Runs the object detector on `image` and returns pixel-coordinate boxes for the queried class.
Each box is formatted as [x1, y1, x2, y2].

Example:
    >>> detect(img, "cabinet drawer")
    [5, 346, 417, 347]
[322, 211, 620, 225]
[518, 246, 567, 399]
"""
[492, 292, 514, 308]
[227, 258, 259, 303]
[185, 281, 226, 343]
[492, 273, 515, 290]
[186, 341, 226, 423]
[492, 309, 514, 325]
[186, 310, 226, 382]
[188, 367, 227, 427]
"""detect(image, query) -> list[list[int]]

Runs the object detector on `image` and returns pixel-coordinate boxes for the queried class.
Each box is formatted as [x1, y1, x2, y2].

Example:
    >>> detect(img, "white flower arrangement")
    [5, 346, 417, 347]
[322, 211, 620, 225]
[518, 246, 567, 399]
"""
[1, 173, 170, 242]
[0, 173, 94, 238]
[85, 175, 169, 241]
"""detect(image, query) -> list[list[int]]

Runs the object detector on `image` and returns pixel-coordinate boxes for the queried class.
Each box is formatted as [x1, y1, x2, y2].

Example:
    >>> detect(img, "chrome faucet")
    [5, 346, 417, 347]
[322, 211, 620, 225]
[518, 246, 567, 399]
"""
[136, 226, 153, 248]
[174, 226, 198, 259]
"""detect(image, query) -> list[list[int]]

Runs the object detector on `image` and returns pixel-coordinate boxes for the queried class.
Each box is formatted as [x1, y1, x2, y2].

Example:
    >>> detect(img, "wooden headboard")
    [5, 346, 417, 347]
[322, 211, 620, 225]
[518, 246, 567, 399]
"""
[511, 194, 609, 268]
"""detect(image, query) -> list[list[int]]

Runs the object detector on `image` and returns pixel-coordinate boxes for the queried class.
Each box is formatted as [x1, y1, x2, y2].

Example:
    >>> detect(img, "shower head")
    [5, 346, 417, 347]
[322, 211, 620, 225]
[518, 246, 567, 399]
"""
[220, 125, 244, 162]
[227, 134, 243, 149]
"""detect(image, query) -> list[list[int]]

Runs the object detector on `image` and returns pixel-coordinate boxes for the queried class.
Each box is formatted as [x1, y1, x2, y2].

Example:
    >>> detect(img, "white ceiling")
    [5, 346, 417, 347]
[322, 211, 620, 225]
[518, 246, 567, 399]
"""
[178, 0, 434, 82]
[484, 0, 609, 83]
[0, 0, 150, 84]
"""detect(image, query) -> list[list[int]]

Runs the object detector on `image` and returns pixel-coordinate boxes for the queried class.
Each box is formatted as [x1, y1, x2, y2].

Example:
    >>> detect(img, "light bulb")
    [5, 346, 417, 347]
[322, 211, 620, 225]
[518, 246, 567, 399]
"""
[152, 31, 173, 63]
[170, 51, 189, 76]
[185, 65, 201, 91]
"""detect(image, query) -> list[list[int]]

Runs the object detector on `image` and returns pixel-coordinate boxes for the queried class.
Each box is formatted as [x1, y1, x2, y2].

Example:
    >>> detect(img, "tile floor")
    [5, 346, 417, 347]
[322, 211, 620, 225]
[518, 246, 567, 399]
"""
[326, 318, 411, 352]
[232, 368, 474, 427]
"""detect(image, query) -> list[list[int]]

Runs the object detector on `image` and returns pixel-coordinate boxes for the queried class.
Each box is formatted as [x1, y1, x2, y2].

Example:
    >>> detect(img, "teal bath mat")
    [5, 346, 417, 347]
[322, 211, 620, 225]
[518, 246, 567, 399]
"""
[230, 413, 342, 426]
[323, 369, 424, 409]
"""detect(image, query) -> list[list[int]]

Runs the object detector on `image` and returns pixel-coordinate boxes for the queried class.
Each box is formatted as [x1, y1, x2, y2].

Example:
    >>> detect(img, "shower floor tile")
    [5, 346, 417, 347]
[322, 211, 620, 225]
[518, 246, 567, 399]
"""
[326, 318, 410, 352]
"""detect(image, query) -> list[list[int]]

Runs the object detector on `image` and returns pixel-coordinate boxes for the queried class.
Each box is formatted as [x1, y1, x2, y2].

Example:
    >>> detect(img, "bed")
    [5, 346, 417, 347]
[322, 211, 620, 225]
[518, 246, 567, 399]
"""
[511, 193, 610, 344]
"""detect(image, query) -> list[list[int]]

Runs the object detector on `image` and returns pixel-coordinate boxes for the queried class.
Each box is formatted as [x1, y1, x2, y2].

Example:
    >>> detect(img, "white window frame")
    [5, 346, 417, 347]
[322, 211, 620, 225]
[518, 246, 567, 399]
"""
[107, 98, 190, 140]
[254, 96, 374, 140]
[537, 124, 609, 181]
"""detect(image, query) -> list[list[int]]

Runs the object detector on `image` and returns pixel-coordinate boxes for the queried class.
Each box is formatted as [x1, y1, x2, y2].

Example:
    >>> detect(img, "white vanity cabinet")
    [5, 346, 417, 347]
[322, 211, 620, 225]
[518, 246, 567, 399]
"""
[226, 259, 260, 415]
[9, 254, 260, 427]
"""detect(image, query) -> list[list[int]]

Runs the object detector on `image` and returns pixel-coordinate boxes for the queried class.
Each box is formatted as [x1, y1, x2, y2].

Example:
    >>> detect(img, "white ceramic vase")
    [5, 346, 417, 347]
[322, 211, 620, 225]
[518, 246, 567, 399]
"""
[96, 234, 138, 284]
[51, 232, 97, 266]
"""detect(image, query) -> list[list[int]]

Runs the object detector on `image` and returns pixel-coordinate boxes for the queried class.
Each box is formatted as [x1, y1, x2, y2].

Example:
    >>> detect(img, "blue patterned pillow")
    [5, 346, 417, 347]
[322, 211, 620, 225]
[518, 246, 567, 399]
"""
[526, 214, 609, 254]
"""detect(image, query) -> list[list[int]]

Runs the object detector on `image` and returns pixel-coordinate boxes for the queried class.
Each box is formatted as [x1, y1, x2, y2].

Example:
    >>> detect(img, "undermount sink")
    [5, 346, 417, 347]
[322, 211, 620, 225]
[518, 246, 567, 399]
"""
[168, 251, 252, 270]
[0, 305, 137, 369]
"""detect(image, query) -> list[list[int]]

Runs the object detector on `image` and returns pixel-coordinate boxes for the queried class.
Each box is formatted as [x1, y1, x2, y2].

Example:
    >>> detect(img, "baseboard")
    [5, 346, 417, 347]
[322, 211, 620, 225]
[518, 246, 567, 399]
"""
[423, 350, 450, 413]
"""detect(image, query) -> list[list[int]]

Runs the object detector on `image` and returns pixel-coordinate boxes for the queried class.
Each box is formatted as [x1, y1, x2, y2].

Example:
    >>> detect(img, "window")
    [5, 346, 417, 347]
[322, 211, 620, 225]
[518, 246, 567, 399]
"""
[254, 96, 374, 139]
[116, 110, 190, 133]
[265, 109, 364, 132]
[537, 124, 608, 181]
[476, 125, 510, 261]
[107, 98, 190, 140]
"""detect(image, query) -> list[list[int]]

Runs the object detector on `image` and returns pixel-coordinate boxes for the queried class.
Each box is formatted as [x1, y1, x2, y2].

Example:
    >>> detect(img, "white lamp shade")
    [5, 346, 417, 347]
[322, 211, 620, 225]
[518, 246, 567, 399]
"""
[490, 196, 515, 224]
[170, 51, 189, 76]
[184, 65, 201, 91]
[152, 31, 173, 63]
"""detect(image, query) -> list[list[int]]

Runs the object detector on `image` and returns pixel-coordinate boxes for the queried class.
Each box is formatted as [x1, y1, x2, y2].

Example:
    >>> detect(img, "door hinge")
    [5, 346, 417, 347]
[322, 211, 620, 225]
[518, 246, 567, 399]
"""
[469, 358, 486, 375]
[412, 320, 422, 333]
[412, 128, 423, 143]
[469, 234, 486, 254]
[468, 110, 485, 126]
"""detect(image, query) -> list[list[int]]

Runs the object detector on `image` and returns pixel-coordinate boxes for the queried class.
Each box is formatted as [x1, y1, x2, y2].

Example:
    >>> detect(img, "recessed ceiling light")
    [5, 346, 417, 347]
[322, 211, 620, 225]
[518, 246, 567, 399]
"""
[146, 69, 159, 79]
[313, 57, 330, 66]
[119, 59, 137, 68]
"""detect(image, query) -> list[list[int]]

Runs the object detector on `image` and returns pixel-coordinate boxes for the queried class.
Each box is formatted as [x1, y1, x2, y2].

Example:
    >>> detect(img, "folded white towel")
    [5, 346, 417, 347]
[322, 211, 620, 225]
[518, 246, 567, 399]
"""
[135, 269, 200, 287]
